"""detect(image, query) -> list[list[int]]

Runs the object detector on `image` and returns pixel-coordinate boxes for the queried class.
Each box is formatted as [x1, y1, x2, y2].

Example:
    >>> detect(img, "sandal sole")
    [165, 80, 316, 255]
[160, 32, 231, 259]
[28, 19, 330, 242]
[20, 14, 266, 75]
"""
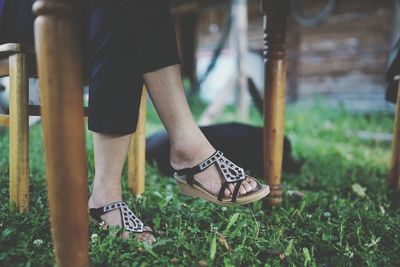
[174, 173, 270, 206]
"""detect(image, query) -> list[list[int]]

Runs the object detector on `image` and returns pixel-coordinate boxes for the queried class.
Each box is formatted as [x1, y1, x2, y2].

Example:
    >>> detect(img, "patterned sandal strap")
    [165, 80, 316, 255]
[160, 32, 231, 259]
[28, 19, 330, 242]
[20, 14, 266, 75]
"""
[175, 150, 247, 202]
[175, 150, 223, 181]
[89, 201, 145, 233]
[215, 153, 247, 202]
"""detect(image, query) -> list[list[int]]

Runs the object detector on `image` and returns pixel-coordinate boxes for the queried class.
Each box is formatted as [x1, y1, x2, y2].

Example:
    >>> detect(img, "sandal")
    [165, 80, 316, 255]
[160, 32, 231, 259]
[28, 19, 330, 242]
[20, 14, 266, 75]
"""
[89, 201, 153, 235]
[173, 150, 270, 206]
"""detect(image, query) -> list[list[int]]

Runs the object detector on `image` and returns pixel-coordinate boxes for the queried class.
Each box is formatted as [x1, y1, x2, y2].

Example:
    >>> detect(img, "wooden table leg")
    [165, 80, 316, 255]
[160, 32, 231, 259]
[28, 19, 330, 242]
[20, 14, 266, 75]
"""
[128, 88, 147, 195]
[262, 0, 290, 206]
[389, 81, 400, 192]
[33, 1, 88, 266]
[9, 52, 29, 212]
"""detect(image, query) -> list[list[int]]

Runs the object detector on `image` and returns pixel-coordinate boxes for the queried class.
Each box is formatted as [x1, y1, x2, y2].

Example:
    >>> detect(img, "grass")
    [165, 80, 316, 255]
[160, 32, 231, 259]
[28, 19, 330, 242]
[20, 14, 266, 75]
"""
[1, 99, 400, 266]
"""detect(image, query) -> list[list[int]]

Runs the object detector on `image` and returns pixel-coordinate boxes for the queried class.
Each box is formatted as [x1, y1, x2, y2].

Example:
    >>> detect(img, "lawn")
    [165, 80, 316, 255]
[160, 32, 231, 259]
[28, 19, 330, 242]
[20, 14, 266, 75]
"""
[0, 99, 400, 266]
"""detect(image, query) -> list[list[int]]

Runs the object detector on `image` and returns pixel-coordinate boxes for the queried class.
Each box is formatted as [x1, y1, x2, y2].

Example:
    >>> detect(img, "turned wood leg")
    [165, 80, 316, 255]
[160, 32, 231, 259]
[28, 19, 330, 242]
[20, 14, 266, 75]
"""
[262, 0, 290, 206]
[33, 1, 88, 266]
[9, 52, 29, 212]
[128, 88, 147, 195]
[389, 81, 400, 192]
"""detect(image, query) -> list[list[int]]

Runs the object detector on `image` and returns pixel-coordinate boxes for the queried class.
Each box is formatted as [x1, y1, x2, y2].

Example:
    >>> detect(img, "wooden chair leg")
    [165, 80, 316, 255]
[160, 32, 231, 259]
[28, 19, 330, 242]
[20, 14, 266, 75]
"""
[9, 53, 29, 212]
[33, 1, 88, 266]
[262, 0, 290, 206]
[127, 88, 147, 195]
[389, 81, 400, 191]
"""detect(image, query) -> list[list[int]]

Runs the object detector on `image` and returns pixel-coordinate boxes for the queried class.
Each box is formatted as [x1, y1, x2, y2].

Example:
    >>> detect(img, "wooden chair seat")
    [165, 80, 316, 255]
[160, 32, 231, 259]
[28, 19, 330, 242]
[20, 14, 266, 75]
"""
[0, 43, 35, 55]
[0, 43, 86, 122]
[0, 43, 36, 78]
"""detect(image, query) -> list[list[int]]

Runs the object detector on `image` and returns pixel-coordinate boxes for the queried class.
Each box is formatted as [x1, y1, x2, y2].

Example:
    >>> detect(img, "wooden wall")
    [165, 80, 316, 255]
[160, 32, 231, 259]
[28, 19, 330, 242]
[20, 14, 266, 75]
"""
[191, 0, 397, 111]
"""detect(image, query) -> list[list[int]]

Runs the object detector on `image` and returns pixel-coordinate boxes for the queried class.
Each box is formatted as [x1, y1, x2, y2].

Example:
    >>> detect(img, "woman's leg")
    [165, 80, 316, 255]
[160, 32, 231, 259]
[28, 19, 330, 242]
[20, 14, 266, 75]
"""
[88, 133, 155, 241]
[88, 64, 257, 240]
[87, 2, 155, 240]
[89, 133, 130, 209]
[143, 65, 258, 196]
[86, 0, 254, 242]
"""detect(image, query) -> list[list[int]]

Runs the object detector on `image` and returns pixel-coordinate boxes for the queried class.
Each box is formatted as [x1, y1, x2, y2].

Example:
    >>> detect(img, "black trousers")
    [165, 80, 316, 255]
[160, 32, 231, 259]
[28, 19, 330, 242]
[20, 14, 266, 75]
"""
[0, 0, 181, 134]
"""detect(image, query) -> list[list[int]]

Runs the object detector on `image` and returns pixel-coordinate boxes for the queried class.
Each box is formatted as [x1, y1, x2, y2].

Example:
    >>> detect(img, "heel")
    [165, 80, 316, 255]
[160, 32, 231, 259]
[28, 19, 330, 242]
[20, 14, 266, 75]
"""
[177, 182, 203, 199]
[177, 182, 193, 196]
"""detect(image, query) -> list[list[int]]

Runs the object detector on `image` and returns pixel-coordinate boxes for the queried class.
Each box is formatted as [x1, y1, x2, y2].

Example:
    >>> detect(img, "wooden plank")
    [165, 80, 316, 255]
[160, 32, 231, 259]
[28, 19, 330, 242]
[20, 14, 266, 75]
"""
[286, 16, 300, 102]
[389, 81, 400, 191]
[0, 43, 34, 54]
[127, 88, 147, 195]
[33, 0, 88, 266]
[171, 2, 198, 14]
[392, 0, 400, 45]
[9, 53, 29, 212]
[171, 0, 229, 10]
[0, 115, 9, 127]
[3, 105, 88, 117]
[25, 105, 89, 117]
[262, 0, 290, 206]
[0, 58, 9, 77]
[0, 56, 38, 78]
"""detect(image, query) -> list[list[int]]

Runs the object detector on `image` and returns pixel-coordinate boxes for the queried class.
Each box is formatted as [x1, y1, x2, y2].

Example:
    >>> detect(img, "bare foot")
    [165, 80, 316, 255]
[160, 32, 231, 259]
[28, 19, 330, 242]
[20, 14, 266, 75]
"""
[170, 140, 258, 198]
[88, 189, 155, 243]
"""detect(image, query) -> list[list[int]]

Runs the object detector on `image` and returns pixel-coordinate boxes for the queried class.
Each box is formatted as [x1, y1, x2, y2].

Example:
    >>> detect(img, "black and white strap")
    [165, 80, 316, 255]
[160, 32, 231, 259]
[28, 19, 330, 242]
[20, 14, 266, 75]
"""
[175, 150, 247, 202]
[89, 201, 145, 233]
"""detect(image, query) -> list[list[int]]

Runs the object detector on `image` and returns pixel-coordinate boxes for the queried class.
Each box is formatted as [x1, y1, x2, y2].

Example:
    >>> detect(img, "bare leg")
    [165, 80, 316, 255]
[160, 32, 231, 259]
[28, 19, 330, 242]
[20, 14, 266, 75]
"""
[88, 65, 256, 242]
[88, 133, 155, 242]
[143, 65, 258, 196]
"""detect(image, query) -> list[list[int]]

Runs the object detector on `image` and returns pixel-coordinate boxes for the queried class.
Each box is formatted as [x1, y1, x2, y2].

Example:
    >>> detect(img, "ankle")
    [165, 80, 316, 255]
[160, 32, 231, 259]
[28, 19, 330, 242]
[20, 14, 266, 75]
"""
[89, 181, 122, 208]
[170, 138, 215, 170]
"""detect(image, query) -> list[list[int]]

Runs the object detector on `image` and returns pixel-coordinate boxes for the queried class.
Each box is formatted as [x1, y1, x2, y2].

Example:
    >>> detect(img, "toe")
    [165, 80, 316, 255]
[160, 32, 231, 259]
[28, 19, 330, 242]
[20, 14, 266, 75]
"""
[247, 177, 258, 190]
[239, 184, 247, 195]
[144, 226, 153, 232]
[242, 180, 253, 192]
[224, 184, 235, 197]
[250, 180, 258, 189]
[224, 188, 231, 197]
[137, 226, 156, 243]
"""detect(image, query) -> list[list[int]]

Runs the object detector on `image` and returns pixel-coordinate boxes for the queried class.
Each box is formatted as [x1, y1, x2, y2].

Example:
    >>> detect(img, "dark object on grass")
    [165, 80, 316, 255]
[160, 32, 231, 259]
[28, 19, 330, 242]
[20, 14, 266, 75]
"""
[385, 38, 400, 104]
[146, 122, 299, 177]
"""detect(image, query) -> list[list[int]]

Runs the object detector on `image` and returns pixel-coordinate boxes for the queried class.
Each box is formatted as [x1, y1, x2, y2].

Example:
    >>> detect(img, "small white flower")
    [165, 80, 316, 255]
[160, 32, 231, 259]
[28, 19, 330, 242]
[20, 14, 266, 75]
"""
[33, 239, 43, 246]
[323, 211, 331, 218]
[344, 246, 354, 258]
[99, 221, 108, 230]
[221, 207, 227, 211]
[91, 234, 98, 243]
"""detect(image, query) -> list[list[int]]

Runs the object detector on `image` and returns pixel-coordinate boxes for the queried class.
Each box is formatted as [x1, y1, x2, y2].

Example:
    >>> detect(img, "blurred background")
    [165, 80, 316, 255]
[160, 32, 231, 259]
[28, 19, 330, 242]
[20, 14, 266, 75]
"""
[170, 0, 397, 119]
[0, 0, 398, 122]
